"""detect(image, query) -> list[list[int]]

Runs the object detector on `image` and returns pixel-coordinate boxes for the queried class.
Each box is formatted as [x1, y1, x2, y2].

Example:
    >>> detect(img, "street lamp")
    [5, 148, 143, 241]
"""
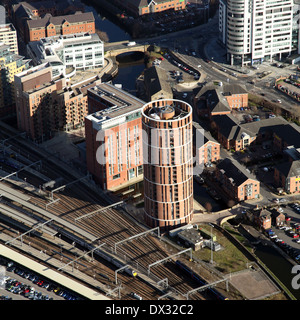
[208, 223, 214, 264]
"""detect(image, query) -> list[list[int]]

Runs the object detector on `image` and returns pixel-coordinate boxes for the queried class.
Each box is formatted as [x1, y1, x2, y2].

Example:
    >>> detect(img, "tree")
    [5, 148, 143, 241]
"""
[227, 199, 236, 208]
[205, 202, 213, 212]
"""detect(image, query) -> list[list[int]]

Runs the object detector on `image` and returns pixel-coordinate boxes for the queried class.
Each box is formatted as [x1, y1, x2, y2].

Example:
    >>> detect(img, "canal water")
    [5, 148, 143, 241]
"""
[254, 243, 300, 299]
[82, 1, 146, 92]
[81, 1, 131, 42]
[238, 226, 300, 299]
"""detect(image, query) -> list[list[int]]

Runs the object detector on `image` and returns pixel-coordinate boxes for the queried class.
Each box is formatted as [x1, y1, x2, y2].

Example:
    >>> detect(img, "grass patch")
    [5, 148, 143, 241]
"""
[193, 224, 250, 274]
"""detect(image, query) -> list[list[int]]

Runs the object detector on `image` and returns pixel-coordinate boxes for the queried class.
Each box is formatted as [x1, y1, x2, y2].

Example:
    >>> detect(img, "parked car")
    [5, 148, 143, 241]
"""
[54, 287, 61, 294]
[37, 280, 44, 287]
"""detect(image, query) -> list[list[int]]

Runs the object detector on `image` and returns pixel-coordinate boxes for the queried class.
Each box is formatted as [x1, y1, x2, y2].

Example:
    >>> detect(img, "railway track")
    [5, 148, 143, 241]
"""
[0, 122, 227, 300]
[0, 221, 161, 300]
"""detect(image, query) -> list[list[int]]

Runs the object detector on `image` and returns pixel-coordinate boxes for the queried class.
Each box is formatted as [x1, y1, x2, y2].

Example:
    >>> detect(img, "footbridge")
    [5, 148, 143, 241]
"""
[104, 40, 150, 57]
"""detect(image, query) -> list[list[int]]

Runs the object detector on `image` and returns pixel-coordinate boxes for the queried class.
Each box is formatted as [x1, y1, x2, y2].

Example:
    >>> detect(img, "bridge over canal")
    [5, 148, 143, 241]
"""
[104, 40, 150, 57]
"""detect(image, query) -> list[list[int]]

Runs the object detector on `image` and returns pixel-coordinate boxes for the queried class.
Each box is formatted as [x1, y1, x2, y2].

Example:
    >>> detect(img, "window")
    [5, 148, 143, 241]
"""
[128, 168, 135, 180]
[137, 165, 143, 175]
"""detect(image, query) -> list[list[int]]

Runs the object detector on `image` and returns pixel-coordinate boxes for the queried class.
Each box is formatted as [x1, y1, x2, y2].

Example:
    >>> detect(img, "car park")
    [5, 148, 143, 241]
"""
[270, 204, 300, 258]
[2, 260, 81, 300]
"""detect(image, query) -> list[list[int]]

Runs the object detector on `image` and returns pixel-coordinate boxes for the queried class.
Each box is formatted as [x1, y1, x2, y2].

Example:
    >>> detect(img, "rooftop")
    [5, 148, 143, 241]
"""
[0, 24, 16, 33]
[193, 121, 219, 146]
[195, 81, 248, 114]
[86, 83, 145, 128]
[143, 101, 191, 121]
[178, 228, 203, 245]
[217, 157, 258, 186]
[275, 160, 300, 178]
[284, 146, 300, 161]
[144, 66, 172, 98]
[212, 114, 293, 142]
[27, 11, 94, 29]
[15, 62, 51, 78]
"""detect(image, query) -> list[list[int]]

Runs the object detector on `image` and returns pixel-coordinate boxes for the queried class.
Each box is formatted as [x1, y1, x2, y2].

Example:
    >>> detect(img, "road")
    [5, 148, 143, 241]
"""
[120, 10, 300, 115]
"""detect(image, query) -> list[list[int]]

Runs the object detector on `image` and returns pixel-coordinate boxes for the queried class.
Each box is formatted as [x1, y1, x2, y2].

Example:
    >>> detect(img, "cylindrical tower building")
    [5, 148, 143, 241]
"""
[141, 99, 193, 230]
[226, 0, 250, 66]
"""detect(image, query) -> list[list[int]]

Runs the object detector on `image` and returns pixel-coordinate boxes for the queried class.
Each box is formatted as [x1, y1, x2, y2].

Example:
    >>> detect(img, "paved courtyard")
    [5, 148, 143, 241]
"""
[229, 268, 280, 300]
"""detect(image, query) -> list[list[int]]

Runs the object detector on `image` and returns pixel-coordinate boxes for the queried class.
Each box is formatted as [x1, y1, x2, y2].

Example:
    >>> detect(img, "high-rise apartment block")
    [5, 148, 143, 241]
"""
[15, 62, 101, 142]
[0, 44, 29, 115]
[219, 0, 293, 65]
[293, 0, 300, 54]
[15, 63, 65, 141]
[85, 83, 145, 191]
[142, 99, 193, 230]
[0, 23, 18, 55]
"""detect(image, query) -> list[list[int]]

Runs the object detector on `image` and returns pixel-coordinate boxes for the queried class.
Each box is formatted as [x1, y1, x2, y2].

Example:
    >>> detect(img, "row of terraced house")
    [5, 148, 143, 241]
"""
[10, 0, 88, 43]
